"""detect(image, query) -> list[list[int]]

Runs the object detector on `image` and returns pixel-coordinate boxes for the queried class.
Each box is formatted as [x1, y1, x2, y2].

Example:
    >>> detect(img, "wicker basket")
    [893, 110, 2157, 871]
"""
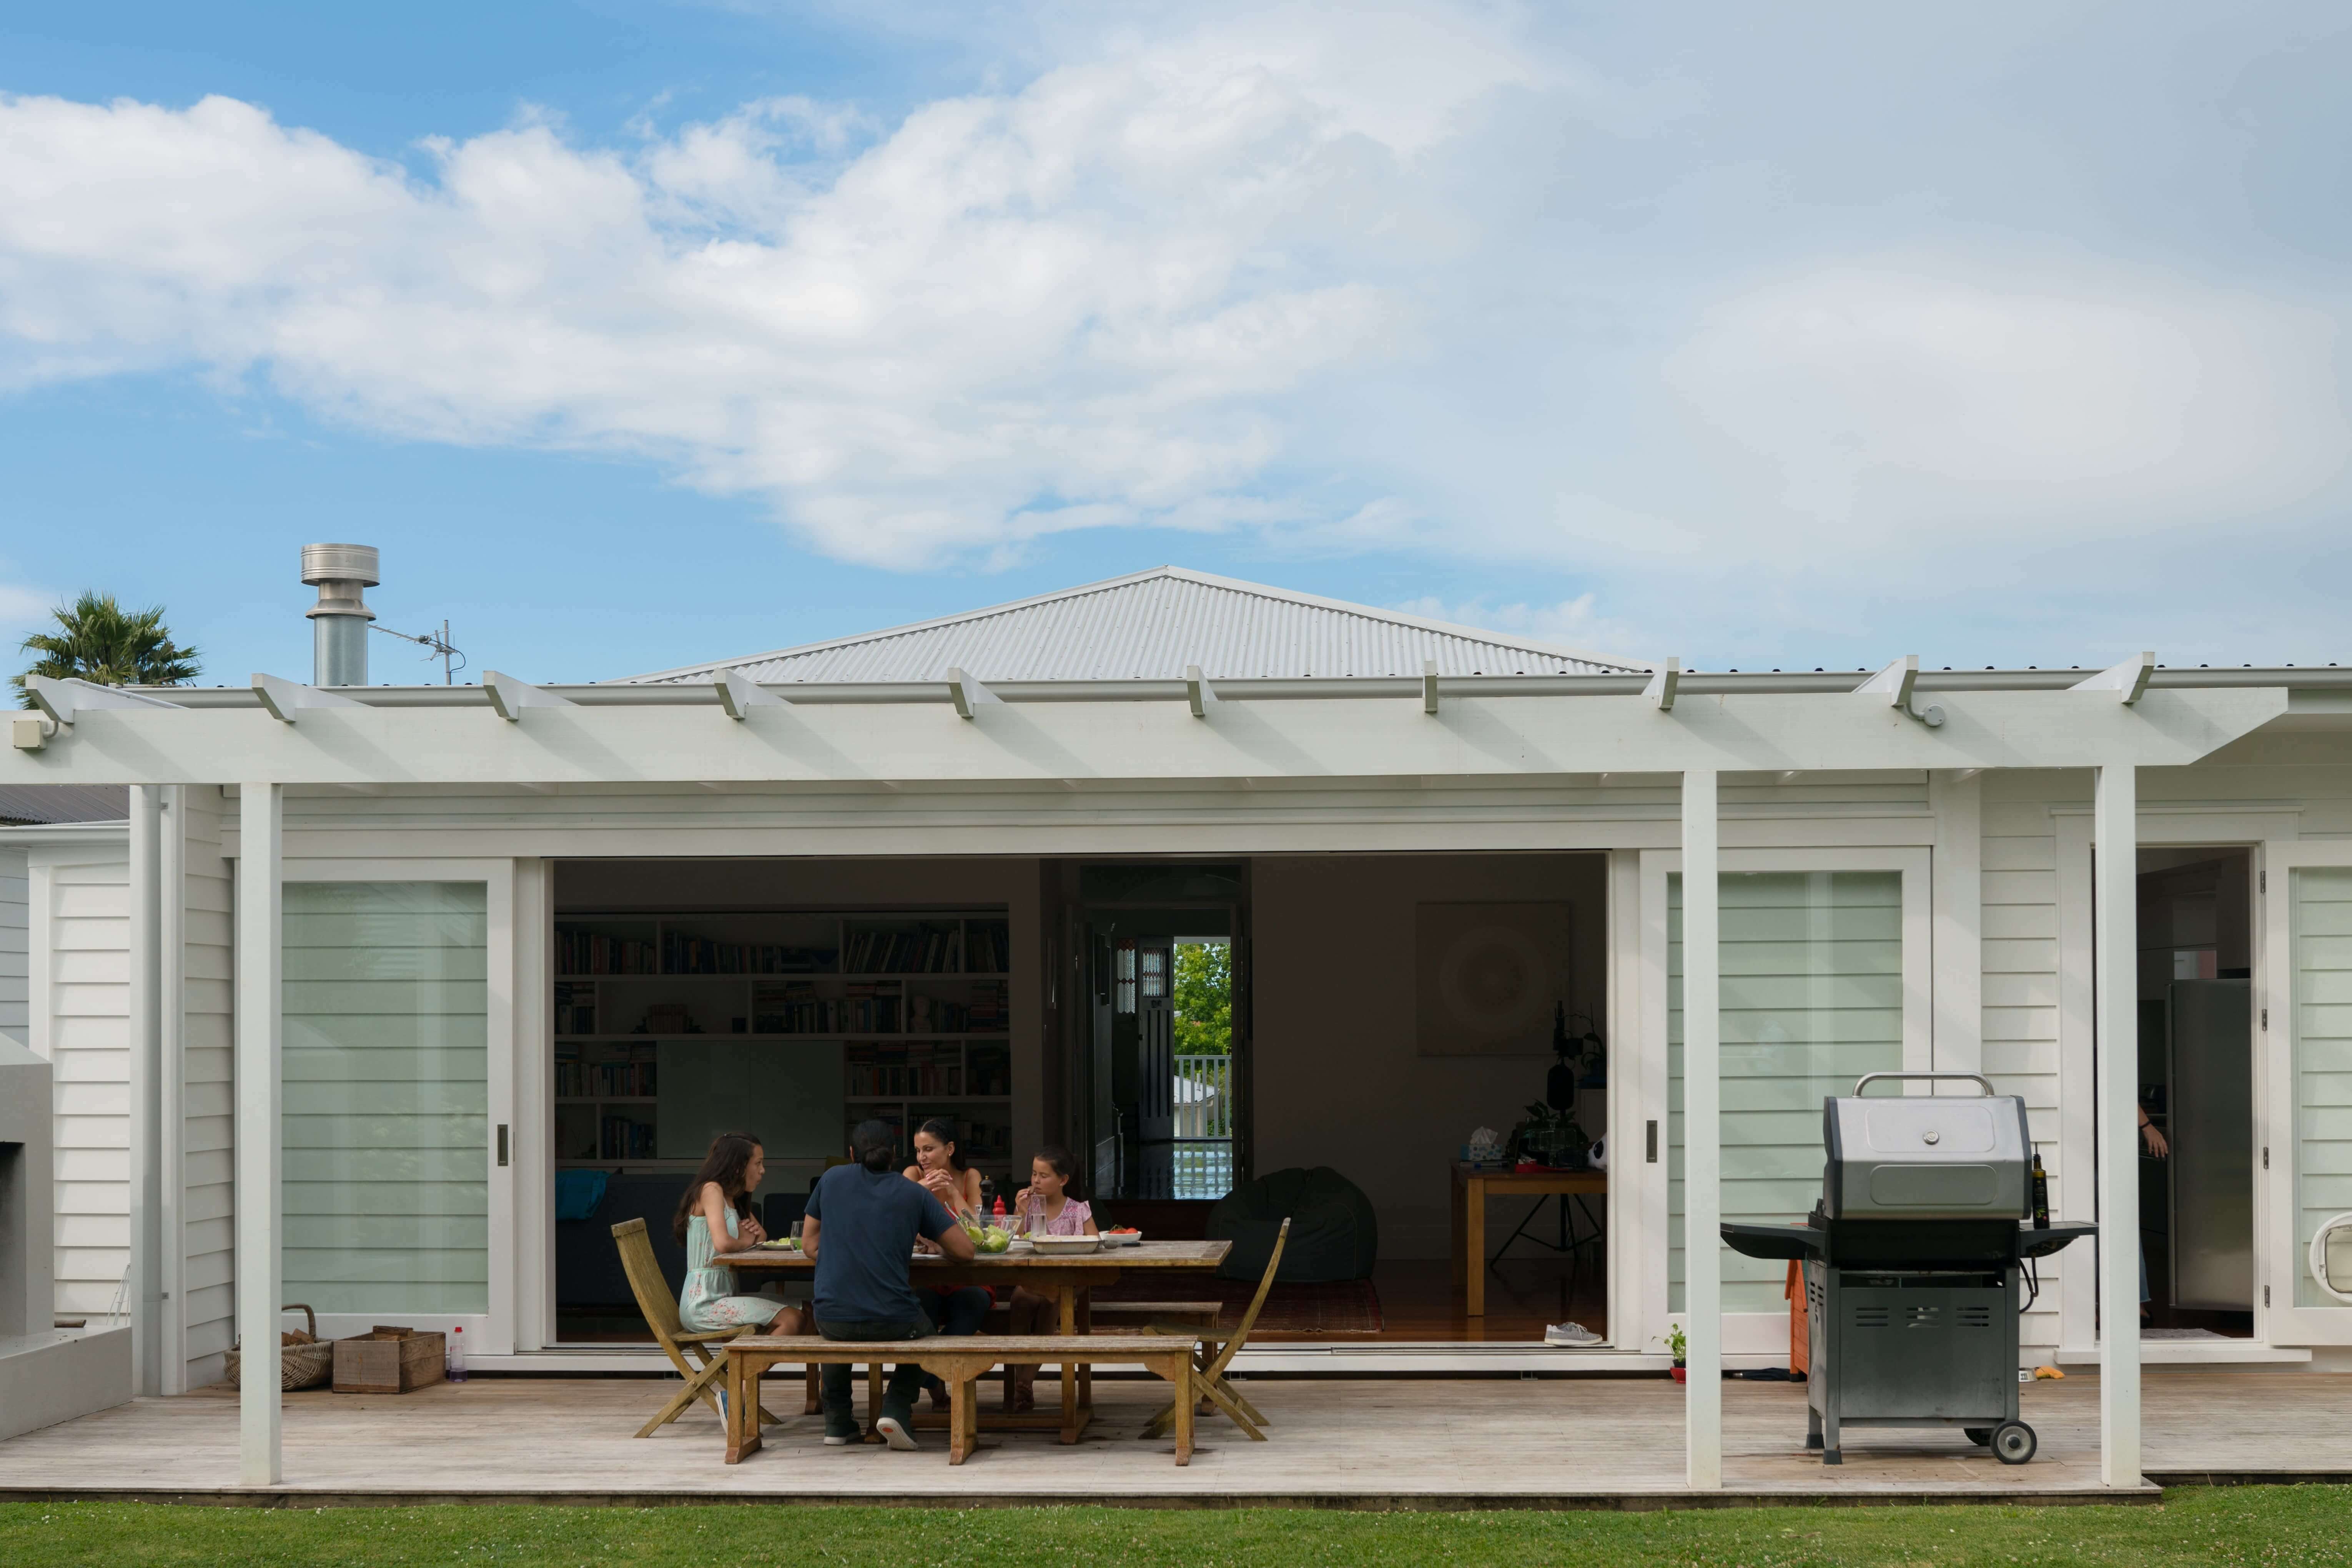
[225, 1304, 334, 1391]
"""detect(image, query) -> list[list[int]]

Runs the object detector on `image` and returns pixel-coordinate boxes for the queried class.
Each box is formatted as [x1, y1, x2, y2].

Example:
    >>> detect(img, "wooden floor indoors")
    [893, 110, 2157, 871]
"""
[0, 1367, 2345, 1505]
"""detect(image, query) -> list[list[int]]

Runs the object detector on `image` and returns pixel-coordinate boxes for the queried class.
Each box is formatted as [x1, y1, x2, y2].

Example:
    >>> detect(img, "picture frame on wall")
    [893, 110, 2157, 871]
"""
[1414, 901, 1573, 1056]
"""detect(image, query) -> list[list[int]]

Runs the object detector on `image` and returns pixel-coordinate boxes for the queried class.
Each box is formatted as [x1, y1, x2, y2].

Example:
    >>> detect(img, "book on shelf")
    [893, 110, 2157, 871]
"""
[842, 925, 974, 975]
[662, 933, 838, 975]
[845, 1041, 963, 1097]
[554, 1041, 657, 1099]
[554, 982, 598, 1035]
[599, 1114, 657, 1160]
[558, 930, 656, 975]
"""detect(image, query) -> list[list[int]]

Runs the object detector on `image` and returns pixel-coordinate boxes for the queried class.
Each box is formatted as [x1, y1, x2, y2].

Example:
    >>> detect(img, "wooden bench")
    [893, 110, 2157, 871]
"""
[724, 1334, 1199, 1467]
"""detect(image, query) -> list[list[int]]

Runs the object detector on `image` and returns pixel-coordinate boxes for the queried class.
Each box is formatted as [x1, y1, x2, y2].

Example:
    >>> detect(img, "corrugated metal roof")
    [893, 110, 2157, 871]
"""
[624, 567, 1652, 685]
[0, 784, 129, 826]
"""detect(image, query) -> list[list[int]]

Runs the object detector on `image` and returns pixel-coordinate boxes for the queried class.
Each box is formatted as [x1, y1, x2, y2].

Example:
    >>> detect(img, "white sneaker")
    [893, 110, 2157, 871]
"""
[875, 1415, 918, 1451]
[1545, 1321, 1603, 1346]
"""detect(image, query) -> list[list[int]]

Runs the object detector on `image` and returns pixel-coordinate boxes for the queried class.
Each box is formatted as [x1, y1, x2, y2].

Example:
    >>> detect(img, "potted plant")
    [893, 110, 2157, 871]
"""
[1660, 1324, 1687, 1383]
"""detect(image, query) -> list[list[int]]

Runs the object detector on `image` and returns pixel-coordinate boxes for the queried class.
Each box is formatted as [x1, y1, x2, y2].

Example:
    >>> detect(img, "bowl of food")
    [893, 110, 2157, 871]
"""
[1100, 1227, 1144, 1248]
[1028, 1235, 1103, 1256]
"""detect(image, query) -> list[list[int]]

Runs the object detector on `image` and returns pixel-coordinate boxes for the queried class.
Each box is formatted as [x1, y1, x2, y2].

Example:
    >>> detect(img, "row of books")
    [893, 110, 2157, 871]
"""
[846, 1043, 963, 1097]
[559, 932, 658, 975]
[841, 925, 1008, 975]
[850, 1108, 1013, 1163]
[554, 1042, 657, 1098]
[554, 983, 598, 1036]
[965, 1045, 1012, 1097]
[662, 934, 839, 975]
[600, 1116, 657, 1160]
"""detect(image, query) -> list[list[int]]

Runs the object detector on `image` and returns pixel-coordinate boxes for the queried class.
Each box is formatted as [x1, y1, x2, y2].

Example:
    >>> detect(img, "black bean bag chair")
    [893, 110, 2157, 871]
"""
[1207, 1166, 1378, 1282]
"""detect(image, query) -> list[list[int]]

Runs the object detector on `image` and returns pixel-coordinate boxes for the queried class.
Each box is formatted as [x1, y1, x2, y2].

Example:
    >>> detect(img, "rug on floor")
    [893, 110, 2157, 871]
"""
[1093, 1276, 1384, 1335]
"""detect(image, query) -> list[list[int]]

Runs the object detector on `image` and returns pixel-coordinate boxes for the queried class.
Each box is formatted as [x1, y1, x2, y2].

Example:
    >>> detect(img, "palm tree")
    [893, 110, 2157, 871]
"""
[13, 592, 202, 705]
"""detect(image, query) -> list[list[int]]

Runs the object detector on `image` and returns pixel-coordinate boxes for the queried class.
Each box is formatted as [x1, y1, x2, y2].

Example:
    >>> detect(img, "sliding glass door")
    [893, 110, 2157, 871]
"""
[282, 878, 503, 1337]
[1647, 848, 1932, 1349]
[2264, 847, 2352, 1343]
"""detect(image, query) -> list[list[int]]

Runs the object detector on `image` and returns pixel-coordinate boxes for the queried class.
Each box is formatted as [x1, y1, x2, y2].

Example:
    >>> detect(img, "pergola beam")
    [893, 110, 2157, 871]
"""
[2072, 652, 2156, 705]
[716, 669, 788, 720]
[1646, 658, 1681, 712]
[485, 672, 575, 722]
[252, 673, 365, 723]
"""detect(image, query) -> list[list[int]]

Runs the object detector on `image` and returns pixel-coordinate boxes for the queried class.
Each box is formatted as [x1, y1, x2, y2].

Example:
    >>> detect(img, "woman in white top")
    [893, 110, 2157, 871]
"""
[674, 1132, 805, 1335]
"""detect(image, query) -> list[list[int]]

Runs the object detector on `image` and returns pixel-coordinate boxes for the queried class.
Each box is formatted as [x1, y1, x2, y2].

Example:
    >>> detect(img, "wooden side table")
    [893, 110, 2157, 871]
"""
[1450, 1165, 1608, 1317]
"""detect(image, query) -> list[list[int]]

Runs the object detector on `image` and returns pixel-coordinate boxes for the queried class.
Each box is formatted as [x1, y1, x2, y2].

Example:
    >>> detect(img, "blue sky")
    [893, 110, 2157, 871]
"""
[3, 2, 2349, 686]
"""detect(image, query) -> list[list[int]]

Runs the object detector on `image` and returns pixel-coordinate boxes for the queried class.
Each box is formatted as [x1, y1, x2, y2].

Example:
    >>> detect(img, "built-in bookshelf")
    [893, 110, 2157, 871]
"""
[552, 909, 1015, 1179]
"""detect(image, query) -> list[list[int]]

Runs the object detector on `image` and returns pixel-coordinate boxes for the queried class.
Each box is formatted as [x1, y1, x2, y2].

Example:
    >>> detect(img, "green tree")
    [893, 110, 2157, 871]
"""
[13, 591, 201, 705]
[1172, 941, 1232, 1055]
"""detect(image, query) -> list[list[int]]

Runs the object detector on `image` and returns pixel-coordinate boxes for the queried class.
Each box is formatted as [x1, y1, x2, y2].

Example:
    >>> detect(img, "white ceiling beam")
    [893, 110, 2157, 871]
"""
[716, 669, 788, 720]
[484, 672, 576, 723]
[946, 668, 999, 720]
[2071, 652, 2156, 705]
[251, 673, 366, 724]
[1186, 665, 1219, 720]
[1423, 660, 1440, 716]
[1645, 657, 1681, 712]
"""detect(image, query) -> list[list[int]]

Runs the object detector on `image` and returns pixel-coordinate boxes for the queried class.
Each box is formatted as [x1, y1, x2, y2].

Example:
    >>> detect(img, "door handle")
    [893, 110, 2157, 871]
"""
[496, 1124, 509, 1167]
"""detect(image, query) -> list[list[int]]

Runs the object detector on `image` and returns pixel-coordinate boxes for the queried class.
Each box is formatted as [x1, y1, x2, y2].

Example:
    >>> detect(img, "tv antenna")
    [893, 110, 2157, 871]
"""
[371, 618, 467, 685]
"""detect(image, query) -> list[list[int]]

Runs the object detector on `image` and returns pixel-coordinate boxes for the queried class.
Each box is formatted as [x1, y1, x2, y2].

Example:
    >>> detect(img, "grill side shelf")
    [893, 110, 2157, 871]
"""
[1721, 1221, 1825, 1261]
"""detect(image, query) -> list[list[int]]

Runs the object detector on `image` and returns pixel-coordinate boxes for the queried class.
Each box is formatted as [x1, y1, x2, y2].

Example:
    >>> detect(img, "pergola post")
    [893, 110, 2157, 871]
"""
[1682, 767, 1722, 1489]
[235, 782, 283, 1484]
[2094, 762, 2141, 1487]
[125, 785, 164, 1397]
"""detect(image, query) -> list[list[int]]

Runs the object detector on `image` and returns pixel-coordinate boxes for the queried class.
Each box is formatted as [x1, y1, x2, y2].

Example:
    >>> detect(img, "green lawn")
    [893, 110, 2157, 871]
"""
[5, 1490, 2351, 1568]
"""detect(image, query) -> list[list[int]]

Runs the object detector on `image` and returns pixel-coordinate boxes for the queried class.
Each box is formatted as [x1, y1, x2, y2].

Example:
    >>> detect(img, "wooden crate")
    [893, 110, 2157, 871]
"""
[332, 1326, 446, 1394]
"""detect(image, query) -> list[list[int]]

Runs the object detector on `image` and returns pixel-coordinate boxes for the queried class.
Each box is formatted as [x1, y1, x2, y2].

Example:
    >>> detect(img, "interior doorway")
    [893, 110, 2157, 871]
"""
[2136, 847, 2256, 1339]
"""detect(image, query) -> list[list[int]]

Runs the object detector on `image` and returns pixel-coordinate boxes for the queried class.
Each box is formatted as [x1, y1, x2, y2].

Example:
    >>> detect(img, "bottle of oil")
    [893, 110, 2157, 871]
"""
[2030, 1146, 2051, 1230]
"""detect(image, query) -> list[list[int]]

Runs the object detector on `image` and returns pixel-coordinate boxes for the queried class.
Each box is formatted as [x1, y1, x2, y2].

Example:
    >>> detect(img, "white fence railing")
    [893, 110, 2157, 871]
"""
[1173, 1054, 1233, 1139]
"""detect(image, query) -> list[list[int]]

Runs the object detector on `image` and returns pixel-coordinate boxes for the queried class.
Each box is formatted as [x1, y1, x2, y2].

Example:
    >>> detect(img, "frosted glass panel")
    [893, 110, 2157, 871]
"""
[283, 882, 489, 1314]
[1669, 871, 1904, 1313]
[2292, 868, 2352, 1309]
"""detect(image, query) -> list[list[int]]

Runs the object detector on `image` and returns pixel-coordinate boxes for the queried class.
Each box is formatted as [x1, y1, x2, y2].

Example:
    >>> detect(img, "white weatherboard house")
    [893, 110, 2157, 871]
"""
[8, 557, 2352, 1492]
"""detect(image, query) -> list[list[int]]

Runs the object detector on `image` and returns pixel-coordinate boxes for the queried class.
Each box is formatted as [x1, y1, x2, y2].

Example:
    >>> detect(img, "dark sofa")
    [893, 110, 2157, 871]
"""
[1206, 1166, 1378, 1283]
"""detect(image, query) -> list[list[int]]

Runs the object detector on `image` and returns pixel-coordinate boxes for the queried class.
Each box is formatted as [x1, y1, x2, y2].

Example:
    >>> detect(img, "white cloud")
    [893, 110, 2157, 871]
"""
[0, 6, 1567, 569]
[1662, 260, 2352, 545]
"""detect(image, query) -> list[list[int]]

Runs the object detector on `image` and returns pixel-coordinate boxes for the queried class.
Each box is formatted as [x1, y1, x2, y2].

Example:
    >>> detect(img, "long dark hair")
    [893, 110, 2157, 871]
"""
[673, 1131, 762, 1244]
[913, 1117, 968, 1173]
[1033, 1144, 1080, 1200]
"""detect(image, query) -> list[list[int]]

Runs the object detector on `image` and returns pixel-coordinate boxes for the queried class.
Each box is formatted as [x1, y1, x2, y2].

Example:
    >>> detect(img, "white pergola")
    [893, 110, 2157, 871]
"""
[9, 655, 2321, 1488]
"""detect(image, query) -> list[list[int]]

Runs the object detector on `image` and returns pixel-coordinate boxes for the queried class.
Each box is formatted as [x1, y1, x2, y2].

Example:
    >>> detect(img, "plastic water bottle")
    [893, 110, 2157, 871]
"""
[446, 1324, 467, 1383]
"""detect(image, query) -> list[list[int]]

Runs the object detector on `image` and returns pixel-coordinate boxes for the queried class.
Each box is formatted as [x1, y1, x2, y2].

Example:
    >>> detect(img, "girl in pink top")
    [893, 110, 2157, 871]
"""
[1004, 1146, 1097, 1409]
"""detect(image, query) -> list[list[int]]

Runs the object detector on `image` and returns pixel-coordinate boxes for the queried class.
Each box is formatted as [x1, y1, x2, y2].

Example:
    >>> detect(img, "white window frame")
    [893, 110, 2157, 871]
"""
[2263, 840, 2352, 1345]
[1639, 845, 1933, 1357]
[279, 857, 518, 1354]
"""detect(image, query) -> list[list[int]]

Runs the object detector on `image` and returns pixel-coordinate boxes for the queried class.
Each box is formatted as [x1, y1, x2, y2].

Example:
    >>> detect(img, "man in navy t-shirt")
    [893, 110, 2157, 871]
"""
[802, 1119, 976, 1447]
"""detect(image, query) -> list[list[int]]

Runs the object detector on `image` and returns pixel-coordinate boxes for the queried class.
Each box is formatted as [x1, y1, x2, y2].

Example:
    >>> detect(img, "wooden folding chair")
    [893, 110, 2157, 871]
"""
[611, 1217, 779, 1438]
[1143, 1216, 1288, 1442]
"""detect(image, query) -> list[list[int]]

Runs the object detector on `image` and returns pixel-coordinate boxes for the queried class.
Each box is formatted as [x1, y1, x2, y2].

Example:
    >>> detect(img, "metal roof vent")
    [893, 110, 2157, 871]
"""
[302, 543, 379, 688]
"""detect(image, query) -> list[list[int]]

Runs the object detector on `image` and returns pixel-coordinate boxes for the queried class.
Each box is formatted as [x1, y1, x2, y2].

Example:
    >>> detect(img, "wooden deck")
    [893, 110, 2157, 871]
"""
[1, 1367, 2347, 1506]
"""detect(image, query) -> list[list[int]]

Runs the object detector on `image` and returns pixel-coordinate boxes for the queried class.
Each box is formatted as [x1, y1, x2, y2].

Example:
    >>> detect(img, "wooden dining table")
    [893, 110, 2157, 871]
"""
[729, 1239, 1231, 1443]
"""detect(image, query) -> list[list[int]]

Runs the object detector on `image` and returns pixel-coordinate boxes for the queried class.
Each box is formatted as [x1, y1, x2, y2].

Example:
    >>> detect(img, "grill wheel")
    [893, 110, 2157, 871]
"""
[1991, 1421, 2038, 1465]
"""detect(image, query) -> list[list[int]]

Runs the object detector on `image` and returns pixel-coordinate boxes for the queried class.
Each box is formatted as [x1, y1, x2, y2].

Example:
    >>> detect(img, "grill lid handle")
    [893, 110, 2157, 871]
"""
[1851, 1071, 1997, 1097]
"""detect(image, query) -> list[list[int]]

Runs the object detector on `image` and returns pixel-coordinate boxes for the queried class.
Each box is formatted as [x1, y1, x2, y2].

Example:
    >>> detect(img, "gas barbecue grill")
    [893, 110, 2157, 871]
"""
[1722, 1072, 2094, 1466]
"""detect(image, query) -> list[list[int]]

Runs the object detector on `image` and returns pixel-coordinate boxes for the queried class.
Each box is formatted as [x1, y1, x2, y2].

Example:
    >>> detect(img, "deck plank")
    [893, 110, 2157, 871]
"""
[0, 1369, 2341, 1503]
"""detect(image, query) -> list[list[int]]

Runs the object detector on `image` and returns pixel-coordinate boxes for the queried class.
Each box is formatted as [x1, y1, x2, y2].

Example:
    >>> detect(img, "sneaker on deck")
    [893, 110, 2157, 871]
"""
[1545, 1321, 1603, 1346]
[875, 1412, 919, 1450]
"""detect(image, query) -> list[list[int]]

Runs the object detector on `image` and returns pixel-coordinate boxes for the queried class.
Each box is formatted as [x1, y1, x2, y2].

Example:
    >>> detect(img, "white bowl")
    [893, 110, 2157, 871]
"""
[1028, 1235, 1103, 1255]
[1099, 1231, 1143, 1248]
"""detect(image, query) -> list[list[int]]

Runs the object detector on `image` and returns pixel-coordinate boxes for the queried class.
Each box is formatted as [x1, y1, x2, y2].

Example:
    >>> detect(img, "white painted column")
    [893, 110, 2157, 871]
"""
[2093, 762, 2141, 1488]
[158, 786, 187, 1394]
[125, 785, 163, 1397]
[1929, 770, 1984, 1077]
[235, 783, 283, 1485]
[1682, 768, 1722, 1490]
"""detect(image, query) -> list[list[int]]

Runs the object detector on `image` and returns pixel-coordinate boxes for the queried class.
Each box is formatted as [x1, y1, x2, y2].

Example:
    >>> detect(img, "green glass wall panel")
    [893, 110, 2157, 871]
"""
[282, 881, 489, 1314]
[1669, 871, 1904, 1314]
[2292, 868, 2352, 1309]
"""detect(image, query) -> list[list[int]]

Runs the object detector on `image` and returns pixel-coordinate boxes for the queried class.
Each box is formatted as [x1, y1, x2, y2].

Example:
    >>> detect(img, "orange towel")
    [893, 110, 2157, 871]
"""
[1785, 1260, 1810, 1378]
